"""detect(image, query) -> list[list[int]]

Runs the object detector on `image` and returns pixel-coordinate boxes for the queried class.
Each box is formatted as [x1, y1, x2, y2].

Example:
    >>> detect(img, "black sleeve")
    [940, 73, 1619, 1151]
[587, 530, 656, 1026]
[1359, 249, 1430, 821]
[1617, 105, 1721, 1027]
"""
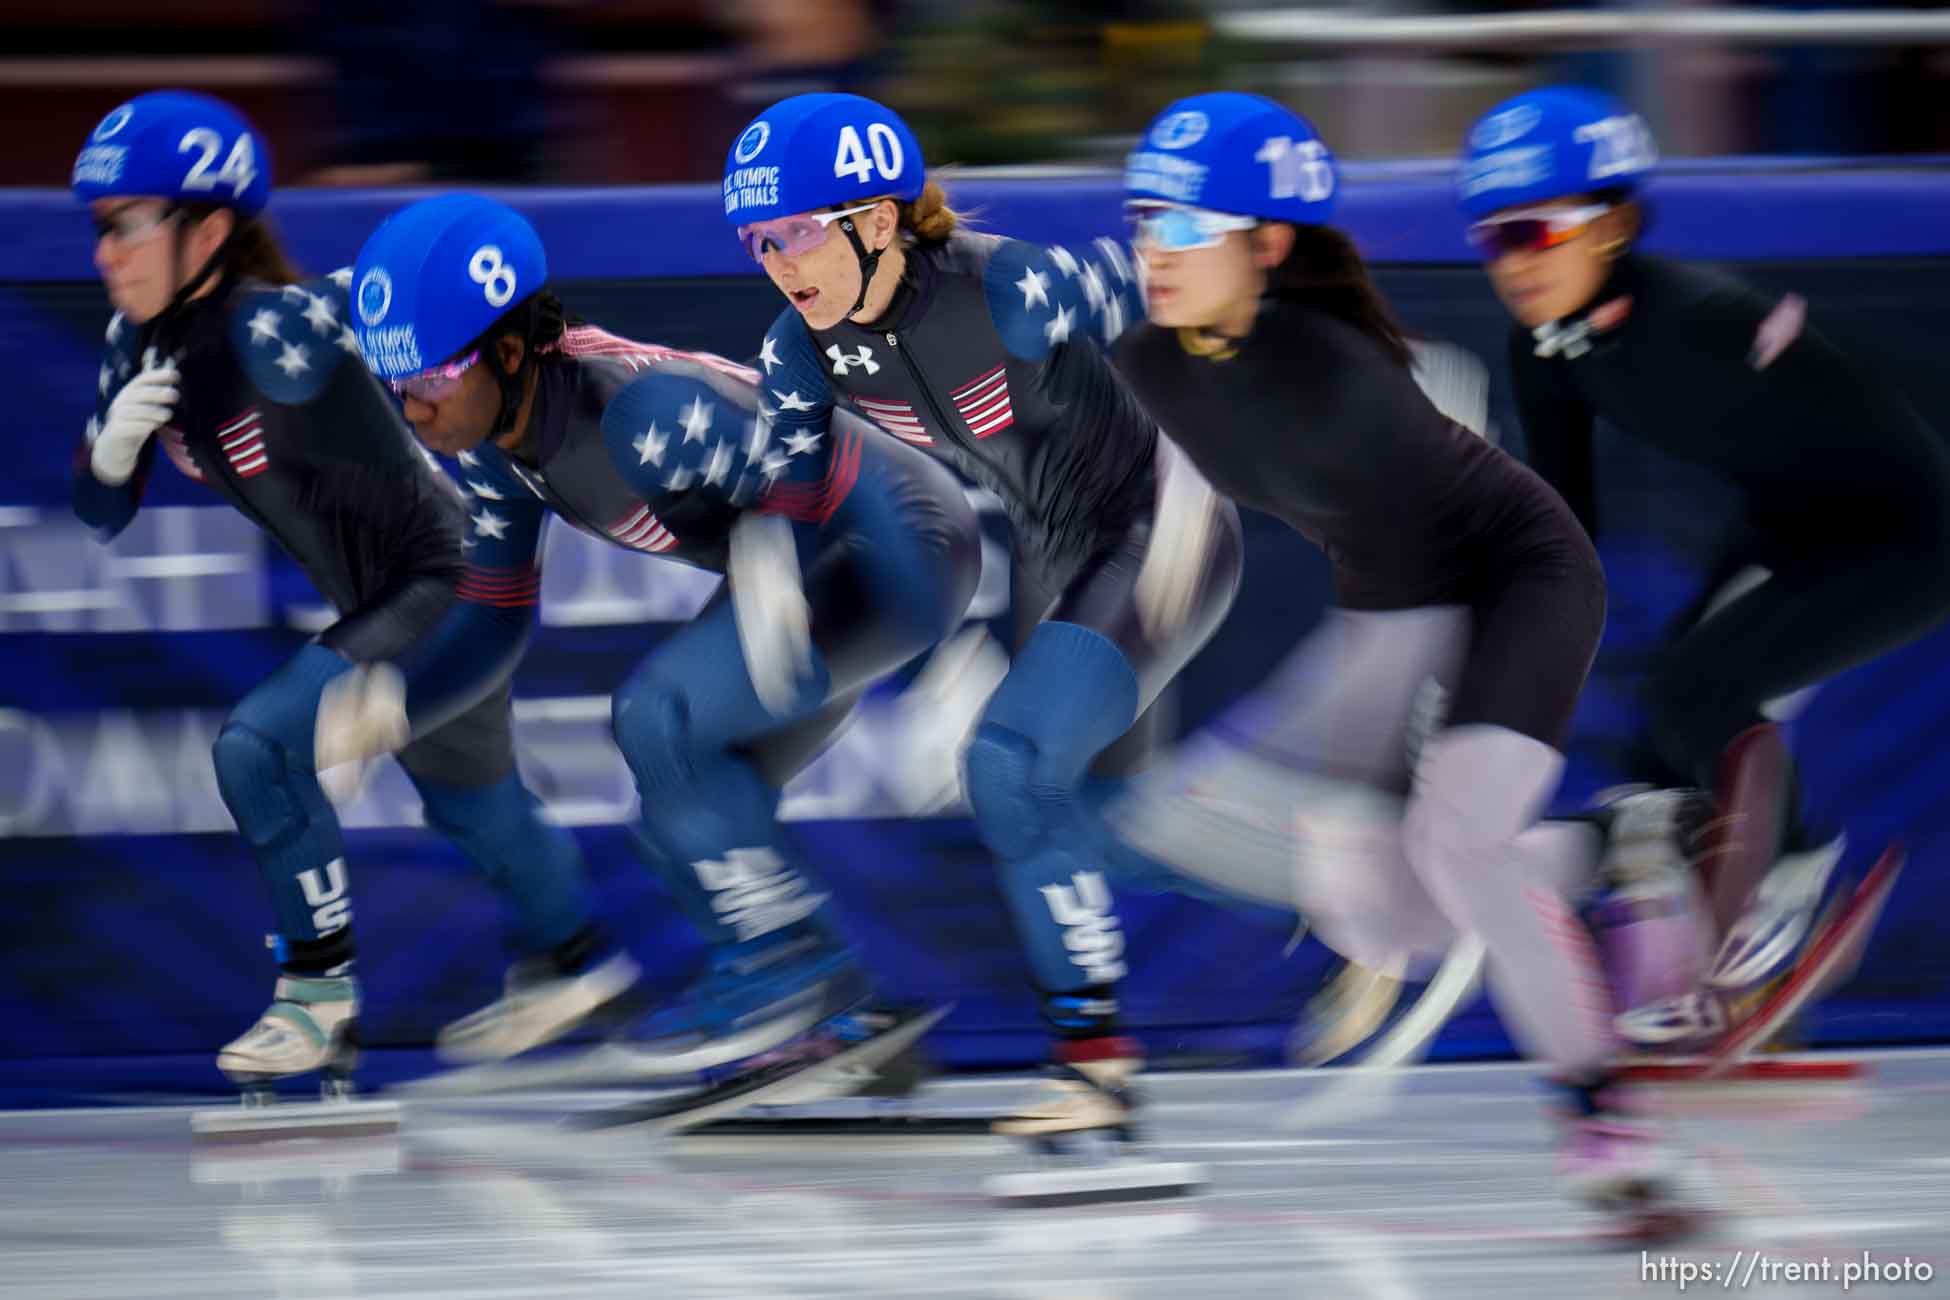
[1508, 327, 1600, 539]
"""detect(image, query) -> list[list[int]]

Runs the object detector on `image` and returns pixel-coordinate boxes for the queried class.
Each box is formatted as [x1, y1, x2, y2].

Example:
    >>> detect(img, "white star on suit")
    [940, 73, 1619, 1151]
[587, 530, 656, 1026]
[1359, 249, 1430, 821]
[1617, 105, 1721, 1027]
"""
[1094, 237, 1133, 283]
[106, 313, 124, 344]
[759, 335, 782, 374]
[84, 415, 101, 444]
[759, 451, 790, 481]
[633, 421, 668, 467]
[457, 449, 480, 467]
[1080, 263, 1108, 312]
[1044, 304, 1075, 346]
[246, 308, 282, 346]
[328, 267, 353, 288]
[280, 284, 310, 304]
[703, 440, 735, 487]
[746, 407, 775, 462]
[1015, 267, 1050, 310]
[681, 397, 715, 444]
[664, 466, 697, 492]
[337, 326, 359, 355]
[1048, 246, 1080, 278]
[98, 363, 112, 396]
[273, 342, 311, 378]
[301, 293, 339, 335]
[467, 479, 504, 500]
[471, 509, 510, 539]
[783, 429, 822, 457]
[771, 389, 814, 412]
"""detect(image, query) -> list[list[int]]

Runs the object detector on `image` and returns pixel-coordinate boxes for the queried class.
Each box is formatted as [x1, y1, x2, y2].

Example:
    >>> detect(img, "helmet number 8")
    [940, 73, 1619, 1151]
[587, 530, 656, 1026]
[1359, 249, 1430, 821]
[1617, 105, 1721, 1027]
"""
[833, 123, 904, 186]
[469, 245, 518, 308]
[178, 129, 258, 198]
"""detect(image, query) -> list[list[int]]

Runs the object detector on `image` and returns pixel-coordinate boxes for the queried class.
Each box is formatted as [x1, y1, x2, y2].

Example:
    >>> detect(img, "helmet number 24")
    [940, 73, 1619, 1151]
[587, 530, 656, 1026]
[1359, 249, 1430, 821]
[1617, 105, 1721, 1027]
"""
[834, 123, 905, 186]
[178, 129, 258, 198]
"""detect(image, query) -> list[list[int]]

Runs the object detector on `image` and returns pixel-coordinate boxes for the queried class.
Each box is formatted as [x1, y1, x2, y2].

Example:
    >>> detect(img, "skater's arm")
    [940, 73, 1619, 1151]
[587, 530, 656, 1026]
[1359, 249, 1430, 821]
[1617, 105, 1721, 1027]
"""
[983, 238, 1144, 365]
[72, 317, 165, 540]
[387, 453, 547, 735]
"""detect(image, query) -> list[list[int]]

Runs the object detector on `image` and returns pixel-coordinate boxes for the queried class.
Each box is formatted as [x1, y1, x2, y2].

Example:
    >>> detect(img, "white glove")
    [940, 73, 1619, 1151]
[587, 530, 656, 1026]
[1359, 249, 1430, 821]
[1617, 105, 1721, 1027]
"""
[729, 512, 813, 717]
[314, 663, 410, 771]
[1135, 437, 1221, 641]
[90, 349, 179, 486]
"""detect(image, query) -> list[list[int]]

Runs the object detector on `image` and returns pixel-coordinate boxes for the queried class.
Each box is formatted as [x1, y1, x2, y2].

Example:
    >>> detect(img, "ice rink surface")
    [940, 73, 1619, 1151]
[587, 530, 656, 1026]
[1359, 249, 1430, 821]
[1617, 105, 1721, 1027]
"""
[4, 1051, 1947, 1299]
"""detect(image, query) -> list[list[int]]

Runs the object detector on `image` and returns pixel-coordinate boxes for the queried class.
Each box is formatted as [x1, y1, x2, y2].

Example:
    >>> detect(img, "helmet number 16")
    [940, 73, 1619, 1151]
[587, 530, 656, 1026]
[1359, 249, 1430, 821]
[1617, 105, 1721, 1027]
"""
[834, 123, 905, 186]
[1254, 136, 1334, 203]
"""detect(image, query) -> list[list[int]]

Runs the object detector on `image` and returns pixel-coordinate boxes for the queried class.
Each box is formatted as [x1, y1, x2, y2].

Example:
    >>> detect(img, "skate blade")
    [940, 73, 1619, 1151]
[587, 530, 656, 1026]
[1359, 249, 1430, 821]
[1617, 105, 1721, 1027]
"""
[985, 1161, 1206, 1209]
[1700, 844, 1903, 1079]
[190, 1098, 401, 1144]
[1618, 1054, 1867, 1084]
[571, 1004, 950, 1136]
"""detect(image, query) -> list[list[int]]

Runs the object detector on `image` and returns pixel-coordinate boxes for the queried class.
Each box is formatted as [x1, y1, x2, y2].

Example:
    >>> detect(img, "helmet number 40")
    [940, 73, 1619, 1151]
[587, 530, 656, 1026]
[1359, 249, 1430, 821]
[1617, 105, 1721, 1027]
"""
[834, 123, 904, 186]
[1254, 135, 1333, 203]
[178, 129, 258, 198]
[469, 245, 519, 308]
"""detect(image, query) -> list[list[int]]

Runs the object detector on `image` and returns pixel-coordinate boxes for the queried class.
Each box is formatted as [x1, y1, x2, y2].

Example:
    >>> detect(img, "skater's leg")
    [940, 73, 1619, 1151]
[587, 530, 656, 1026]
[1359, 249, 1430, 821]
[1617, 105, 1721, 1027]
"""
[404, 698, 640, 1062]
[210, 644, 367, 1090]
[1649, 553, 1950, 922]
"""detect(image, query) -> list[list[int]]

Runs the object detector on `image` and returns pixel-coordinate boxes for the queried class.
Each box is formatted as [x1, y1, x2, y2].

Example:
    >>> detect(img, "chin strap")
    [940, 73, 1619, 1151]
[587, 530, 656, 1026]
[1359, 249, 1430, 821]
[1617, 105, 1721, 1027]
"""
[487, 300, 539, 438]
[837, 216, 886, 320]
[139, 205, 242, 359]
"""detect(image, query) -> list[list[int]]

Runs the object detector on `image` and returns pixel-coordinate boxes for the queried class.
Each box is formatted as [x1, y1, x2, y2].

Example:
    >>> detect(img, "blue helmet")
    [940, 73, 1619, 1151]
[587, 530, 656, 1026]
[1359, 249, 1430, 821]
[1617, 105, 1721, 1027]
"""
[72, 90, 272, 216]
[1457, 86, 1657, 221]
[722, 93, 926, 225]
[1127, 92, 1337, 224]
[350, 193, 548, 381]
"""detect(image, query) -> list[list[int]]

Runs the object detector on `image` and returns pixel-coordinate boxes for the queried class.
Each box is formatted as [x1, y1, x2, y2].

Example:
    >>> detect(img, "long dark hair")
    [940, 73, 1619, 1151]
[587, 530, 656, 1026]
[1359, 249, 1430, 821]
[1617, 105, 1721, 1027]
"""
[1264, 224, 1412, 369]
[176, 201, 305, 286]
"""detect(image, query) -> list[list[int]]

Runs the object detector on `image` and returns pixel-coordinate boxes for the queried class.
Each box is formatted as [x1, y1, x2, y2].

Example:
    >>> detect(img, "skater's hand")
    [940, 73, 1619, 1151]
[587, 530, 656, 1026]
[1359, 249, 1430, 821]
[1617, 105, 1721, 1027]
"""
[1135, 437, 1220, 641]
[91, 349, 178, 486]
[315, 662, 409, 771]
[729, 512, 813, 717]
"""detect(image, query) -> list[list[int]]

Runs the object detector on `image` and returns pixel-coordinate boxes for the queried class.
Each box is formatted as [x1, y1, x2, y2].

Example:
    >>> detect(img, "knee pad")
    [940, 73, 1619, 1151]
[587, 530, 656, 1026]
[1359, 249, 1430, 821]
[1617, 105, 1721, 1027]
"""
[212, 721, 305, 851]
[611, 679, 692, 797]
[965, 721, 1063, 861]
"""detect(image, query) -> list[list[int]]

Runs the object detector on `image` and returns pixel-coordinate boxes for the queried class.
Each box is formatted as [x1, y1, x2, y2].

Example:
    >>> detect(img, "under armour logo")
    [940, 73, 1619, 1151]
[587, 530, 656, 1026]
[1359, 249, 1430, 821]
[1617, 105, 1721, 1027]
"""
[825, 343, 879, 376]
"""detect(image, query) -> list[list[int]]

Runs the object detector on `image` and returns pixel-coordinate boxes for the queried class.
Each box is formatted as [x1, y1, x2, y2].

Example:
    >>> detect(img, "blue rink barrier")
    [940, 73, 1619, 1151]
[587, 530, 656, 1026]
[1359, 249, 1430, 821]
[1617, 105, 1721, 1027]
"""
[3, 167, 1950, 1104]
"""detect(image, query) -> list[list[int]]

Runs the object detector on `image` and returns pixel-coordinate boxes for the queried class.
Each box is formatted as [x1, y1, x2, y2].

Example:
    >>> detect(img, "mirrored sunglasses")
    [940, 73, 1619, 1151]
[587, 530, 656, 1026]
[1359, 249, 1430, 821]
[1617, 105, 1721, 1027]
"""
[1127, 204, 1258, 253]
[1466, 204, 1613, 260]
[388, 350, 481, 403]
[736, 201, 883, 263]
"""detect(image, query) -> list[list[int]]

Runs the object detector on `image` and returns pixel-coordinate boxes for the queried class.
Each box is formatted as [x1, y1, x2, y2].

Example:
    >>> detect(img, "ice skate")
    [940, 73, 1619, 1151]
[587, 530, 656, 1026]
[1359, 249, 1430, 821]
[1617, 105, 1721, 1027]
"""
[435, 951, 642, 1064]
[609, 925, 875, 1078]
[571, 1003, 949, 1135]
[1288, 955, 1407, 1066]
[986, 1037, 1204, 1207]
[193, 974, 400, 1143]
[1551, 1074, 1706, 1242]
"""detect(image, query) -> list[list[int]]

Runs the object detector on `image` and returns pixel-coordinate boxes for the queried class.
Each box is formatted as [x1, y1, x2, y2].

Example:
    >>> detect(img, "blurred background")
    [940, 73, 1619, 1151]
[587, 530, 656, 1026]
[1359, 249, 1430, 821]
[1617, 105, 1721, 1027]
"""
[4, 2, 1950, 1102]
[2, 0, 1949, 188]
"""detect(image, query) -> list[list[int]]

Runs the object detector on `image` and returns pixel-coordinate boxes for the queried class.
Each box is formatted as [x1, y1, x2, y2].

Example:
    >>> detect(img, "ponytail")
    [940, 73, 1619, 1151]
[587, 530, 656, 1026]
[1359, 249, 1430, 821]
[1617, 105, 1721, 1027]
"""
[1265, 224, 1412, 368]
[896, 179, 964, 245]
